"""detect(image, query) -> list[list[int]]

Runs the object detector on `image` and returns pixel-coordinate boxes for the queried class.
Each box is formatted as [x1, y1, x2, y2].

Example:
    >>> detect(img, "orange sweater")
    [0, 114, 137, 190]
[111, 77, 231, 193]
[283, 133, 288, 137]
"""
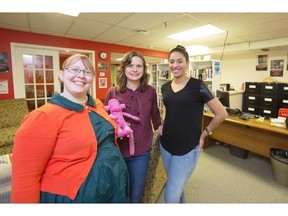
[11, 98, 118, 203]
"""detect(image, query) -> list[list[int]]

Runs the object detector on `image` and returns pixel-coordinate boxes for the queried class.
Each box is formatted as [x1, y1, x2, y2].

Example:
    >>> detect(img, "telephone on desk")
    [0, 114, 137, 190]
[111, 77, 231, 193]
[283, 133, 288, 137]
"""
[226, 107, 242, 116]
[214, 107, 259, 120]
[225, 107, 256, 120]
[241, 113, 253, 120]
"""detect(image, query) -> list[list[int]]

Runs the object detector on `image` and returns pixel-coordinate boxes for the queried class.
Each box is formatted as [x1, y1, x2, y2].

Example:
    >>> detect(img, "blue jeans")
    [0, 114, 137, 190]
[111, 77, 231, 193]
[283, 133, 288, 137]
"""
[125, 151, 150, 203]
[160, 144, 201, 203]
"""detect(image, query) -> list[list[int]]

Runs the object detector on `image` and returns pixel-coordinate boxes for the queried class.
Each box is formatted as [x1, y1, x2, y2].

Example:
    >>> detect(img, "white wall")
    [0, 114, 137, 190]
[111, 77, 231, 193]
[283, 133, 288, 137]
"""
[213, 50, 288, 91]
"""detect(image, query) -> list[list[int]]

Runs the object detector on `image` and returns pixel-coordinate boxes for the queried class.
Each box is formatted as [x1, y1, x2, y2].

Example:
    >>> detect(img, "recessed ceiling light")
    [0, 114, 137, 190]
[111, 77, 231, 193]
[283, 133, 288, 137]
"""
[167, 24, 225, 41]
[137, 30, 149, 35]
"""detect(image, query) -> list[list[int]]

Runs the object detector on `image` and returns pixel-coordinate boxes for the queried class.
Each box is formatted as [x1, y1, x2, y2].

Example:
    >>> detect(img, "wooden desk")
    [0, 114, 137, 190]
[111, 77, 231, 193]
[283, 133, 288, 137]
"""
[202, 112, 288, 158]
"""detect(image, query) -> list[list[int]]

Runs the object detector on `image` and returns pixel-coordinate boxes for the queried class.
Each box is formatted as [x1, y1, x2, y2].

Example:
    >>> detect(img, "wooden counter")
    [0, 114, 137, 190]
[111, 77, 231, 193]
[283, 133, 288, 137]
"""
[202, 112, 288, 158]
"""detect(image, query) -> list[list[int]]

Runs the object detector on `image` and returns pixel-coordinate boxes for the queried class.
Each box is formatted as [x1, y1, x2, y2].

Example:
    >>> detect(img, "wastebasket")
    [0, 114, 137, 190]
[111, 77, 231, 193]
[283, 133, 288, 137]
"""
[270, 148, 288, 187]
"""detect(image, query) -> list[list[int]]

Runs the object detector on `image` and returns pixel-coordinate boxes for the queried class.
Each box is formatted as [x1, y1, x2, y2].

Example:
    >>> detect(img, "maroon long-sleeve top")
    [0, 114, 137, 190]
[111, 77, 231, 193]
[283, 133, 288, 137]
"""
[105, 86, 161, 158]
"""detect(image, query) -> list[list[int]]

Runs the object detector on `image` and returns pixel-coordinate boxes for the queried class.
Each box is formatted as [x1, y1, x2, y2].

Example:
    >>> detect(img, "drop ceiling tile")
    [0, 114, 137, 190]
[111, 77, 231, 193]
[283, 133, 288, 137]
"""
[78, 13, 132, 24]
[96, 26, 136, 42]
[67, 18, 111, 38]
[0, 13, 29, 27]
[29, 13, 75, 34]
[116, 13, 185, 30]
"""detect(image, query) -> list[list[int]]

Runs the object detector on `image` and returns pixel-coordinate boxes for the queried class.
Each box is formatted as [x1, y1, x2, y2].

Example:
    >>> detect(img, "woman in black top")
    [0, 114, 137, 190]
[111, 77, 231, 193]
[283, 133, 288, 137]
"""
[159, 45, 227, 203]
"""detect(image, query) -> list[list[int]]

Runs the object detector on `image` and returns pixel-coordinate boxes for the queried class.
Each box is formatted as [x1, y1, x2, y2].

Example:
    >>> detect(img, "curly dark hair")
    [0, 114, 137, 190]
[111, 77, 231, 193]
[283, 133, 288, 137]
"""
[168, 45, 189, 62]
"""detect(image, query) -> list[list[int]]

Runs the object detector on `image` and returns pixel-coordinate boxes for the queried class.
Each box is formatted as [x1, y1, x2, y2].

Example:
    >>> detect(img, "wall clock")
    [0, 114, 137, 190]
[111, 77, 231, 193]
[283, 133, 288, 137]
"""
[99, 51, 107, 60]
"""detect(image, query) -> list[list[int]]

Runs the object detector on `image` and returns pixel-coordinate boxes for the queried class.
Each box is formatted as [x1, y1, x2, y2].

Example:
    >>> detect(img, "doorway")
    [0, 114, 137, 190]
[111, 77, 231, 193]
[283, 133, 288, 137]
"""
[11, 43, 95, 111]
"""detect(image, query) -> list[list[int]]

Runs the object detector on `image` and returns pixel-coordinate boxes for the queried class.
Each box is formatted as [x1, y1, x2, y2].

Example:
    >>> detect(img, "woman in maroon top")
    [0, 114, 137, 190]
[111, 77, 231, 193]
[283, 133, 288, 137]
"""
[105, 51, 161, 203]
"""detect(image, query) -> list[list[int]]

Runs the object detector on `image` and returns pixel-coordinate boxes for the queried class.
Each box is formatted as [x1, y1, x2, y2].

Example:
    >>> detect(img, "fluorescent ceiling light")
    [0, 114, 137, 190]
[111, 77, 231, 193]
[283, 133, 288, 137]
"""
[58, 11, 80, 17]
[167, 24, 225, 41]
[185, 45, 211, 55]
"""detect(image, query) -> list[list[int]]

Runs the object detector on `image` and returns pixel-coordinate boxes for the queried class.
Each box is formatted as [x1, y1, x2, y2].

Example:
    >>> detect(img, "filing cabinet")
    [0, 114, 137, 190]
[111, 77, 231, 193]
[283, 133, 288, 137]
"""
[243, 82, 280, 118]
[260, 82, 278, 95]
[243, 82, 260, 115]
[242, 105, 259, 115]
[259, 83, 278, 118]
[259, 95, 278, 108]
[245, 82, 261, 94]
[278, 83, 288, 108]
[258, 107, 278, 117]
[244, 94, 260, 107]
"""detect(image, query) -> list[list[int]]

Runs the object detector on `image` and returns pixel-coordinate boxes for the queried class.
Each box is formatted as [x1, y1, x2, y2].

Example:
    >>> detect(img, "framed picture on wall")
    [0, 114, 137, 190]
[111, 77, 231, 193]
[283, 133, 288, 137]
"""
[0, 79, 9, 94]
[256, 54, 268, 71]
[97, 62, 108, 71]
[270, 59, 284, 77]
[99, 78, 107, 88]
[0, 52, 9, 73]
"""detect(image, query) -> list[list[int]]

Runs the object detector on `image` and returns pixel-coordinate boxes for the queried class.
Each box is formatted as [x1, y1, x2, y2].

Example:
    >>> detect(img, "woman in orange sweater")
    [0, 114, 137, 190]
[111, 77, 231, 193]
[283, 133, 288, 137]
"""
[12, 54, 130, 203]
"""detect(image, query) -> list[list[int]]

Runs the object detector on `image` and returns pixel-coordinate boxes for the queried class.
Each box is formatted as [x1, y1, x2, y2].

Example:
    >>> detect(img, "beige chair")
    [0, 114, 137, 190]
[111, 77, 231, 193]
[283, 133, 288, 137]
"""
[141, 132, 167, 203]
[0, 98, 29, 155]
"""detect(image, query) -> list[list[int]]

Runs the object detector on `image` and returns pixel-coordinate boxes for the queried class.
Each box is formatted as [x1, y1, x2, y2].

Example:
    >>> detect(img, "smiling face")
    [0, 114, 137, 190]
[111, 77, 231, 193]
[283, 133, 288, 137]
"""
[59, 58, 94, 99]
[169, 51, 189, 79]
[124, 56, 144, 82]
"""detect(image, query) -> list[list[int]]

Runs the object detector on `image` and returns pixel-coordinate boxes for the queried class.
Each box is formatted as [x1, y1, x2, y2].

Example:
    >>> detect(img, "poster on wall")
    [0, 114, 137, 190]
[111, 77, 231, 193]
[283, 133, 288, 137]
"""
[99, 78, 107, 88]
[256, 54, 268, 71]
[0, 52, 9, 73]
[270, 59, 284, 77]
[97, 62, 108, 71]
[0, 79, 8, 94]
[214, 61, 220, 75]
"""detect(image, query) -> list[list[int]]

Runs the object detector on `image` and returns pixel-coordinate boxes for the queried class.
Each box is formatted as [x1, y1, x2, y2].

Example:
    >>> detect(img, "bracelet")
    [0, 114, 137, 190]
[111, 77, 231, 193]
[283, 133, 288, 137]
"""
[205, 127, 213, 136]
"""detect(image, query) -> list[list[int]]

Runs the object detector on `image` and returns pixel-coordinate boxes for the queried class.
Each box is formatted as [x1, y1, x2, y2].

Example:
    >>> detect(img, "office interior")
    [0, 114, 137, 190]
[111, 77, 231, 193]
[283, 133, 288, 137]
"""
[0, 13, 288, 203]
[1, 13, 288, 100]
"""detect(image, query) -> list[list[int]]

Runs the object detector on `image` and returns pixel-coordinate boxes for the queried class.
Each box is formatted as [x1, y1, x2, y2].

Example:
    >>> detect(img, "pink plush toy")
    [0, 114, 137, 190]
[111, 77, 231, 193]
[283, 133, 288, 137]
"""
[105, 98, 140, 156]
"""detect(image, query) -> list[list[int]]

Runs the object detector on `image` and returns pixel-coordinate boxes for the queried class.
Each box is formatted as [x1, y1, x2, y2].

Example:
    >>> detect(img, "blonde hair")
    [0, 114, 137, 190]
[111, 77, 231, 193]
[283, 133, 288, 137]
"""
[62, 54, 95, 74]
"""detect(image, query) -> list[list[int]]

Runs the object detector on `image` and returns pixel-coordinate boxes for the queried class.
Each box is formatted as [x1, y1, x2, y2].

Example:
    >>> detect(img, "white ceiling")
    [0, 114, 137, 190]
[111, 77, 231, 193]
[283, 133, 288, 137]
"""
[1, 12, 288, 64]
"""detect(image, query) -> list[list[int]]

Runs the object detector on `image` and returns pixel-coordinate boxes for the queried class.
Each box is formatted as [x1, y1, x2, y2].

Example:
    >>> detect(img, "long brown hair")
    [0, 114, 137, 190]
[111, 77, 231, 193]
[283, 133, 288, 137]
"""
[116, 51, 150, 92]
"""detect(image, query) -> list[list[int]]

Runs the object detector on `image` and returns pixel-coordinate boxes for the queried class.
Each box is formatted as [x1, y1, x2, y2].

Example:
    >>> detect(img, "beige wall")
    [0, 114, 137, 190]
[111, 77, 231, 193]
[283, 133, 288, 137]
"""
[213, 50, 288, 91]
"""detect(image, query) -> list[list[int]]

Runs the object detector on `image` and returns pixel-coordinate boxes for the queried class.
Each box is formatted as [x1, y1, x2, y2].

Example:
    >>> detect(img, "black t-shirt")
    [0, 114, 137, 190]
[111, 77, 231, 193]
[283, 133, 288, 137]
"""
[160, 78, 214, 155]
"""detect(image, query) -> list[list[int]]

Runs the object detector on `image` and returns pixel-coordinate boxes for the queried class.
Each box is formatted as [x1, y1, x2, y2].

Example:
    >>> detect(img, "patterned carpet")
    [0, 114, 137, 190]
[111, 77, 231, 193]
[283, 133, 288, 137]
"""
[2, 143, 288, 204]
[157, 143, 288, 203]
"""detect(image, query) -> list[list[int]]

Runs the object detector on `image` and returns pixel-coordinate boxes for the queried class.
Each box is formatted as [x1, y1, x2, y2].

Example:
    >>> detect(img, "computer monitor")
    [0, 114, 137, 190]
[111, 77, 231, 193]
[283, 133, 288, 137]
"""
[216, 90, 230, 108]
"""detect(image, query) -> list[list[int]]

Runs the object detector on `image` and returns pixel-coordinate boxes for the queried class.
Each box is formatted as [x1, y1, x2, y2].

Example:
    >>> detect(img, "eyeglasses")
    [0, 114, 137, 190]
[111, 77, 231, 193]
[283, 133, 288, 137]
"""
[65, 67, 94, 77]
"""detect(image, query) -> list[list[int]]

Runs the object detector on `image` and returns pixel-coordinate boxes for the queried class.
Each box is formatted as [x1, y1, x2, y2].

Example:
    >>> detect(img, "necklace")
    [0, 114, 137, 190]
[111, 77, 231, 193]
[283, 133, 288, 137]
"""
[61, 94, 88, 104]
[76, 95, 88, 104]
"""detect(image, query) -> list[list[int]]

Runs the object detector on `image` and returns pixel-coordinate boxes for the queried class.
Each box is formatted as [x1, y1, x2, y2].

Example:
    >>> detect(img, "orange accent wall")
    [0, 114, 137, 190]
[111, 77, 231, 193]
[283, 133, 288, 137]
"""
[0, 28, 168, 100]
